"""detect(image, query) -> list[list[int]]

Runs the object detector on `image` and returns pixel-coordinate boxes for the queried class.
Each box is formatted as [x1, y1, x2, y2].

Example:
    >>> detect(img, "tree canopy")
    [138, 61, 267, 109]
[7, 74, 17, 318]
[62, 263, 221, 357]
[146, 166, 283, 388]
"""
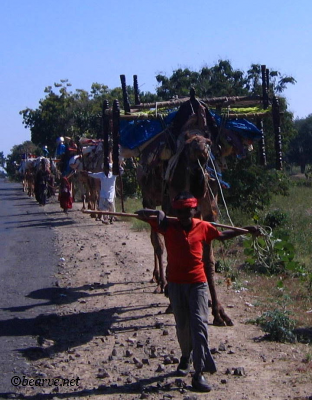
[287, 114, 312, 172]
[5, 141, 42, 178]
[19, 61, 297, 157]
[5, 59, 304, 211]
[0, 151, 5, 168]
[19, 78, 160, 155]
[15, 60, 299, 171]
[155, 61, 296, 99]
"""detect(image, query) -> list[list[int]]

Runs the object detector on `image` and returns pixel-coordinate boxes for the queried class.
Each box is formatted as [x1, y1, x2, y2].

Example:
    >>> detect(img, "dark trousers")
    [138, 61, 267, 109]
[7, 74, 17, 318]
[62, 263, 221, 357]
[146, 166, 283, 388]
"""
[168, 281, 216, 374]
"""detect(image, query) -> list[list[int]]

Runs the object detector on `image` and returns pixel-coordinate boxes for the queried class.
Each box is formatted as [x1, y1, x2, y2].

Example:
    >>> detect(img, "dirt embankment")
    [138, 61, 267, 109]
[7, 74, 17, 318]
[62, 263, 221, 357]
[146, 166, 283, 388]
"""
[18, 199, 312, 400]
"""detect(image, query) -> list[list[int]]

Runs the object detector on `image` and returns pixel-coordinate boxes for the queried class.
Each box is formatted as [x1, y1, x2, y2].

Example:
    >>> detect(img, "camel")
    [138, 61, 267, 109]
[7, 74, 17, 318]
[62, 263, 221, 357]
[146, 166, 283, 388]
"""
[33, 158, 54, 206]
[136, 98, 235, 326]
[67, 154, 101, 212]
[53, 137, 102, 211]
[19, 157, 40, 197]
[19, 157, 57, 200]
[136, 163, 167, 293]
[67, 140, 122, 215]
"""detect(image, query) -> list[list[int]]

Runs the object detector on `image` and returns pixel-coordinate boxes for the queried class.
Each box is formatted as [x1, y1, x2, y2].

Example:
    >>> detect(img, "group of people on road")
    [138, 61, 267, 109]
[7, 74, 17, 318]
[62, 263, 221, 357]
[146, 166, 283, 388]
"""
[54, 137, 120, 222]
[31, 138, 118, 221]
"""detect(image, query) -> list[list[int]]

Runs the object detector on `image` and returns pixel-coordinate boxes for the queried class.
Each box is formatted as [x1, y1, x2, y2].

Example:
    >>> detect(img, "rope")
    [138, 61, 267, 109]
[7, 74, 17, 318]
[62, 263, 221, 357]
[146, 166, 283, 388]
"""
[249, 226, 276, 270]
[196, 157, 220, 220]
[189, 99, 195, 115]
[206, 148, 235, 227]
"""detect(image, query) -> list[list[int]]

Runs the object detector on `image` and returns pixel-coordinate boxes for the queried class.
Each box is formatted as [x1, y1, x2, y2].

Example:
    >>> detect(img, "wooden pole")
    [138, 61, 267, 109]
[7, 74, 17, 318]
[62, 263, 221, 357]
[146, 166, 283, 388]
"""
[257, 117, 267, 166]
[261, 65, 269, 109]
[118, 172, 125, 213]
[112, 100, 120, 176]
[272, 96, 283, 170]
[112, 99, 125, 212]
[133, 75, 141, 105]
[81, 210, 249, 233]
[266, 68, 270, 98]
[130, 95, 263, 111]
[103, 109, 277, 122]
[102, 99, 110, 175]
[120, 75, 131, 113]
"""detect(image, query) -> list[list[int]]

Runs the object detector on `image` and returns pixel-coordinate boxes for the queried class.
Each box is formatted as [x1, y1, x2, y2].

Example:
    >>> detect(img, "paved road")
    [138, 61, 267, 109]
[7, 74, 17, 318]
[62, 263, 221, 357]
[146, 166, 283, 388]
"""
[0, 179, 59, 394]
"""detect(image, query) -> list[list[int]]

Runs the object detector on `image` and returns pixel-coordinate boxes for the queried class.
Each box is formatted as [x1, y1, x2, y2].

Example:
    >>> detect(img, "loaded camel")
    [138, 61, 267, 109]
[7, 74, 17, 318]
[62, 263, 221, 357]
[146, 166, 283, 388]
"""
[34, 158, 56, 206]
[67, 139, 103, 212]
[136, 97, 245, 326]
[87, 93, 261, 325]
[68, 138, 123, 220]
[18, 157, 36, 197]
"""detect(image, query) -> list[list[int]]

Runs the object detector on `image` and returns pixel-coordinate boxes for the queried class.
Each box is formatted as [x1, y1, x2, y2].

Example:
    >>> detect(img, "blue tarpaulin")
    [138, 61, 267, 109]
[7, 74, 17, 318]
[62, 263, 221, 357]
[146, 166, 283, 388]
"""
[209, 110, 262, 140]
[120, 112, 177, 149]
[120, 108, 262, 150]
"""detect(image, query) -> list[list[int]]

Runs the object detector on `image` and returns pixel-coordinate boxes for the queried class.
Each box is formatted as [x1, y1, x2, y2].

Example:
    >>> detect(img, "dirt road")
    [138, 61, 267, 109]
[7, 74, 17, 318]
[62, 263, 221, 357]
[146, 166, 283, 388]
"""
[16, 197, 311, 400]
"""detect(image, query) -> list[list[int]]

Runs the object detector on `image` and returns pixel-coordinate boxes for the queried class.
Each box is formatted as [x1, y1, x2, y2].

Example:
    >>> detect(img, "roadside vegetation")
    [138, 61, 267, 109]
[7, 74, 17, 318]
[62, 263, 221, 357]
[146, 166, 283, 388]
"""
[212, 175, 311, 344]
[117, 169, 312, 344]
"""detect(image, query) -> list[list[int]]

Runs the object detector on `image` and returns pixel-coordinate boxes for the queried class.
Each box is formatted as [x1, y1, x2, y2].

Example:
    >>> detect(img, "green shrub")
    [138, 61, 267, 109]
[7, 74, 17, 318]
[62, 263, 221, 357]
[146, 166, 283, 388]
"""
[243, 232, 306, 276]
[253, 309, 297, 343]
[263, 209, 289, 228]
[223, 162, 290, 215]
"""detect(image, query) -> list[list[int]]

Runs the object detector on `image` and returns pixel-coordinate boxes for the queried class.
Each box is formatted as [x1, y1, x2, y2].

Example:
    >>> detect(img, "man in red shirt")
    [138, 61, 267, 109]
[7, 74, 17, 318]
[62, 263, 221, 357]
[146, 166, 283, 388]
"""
[136, 191, 259, 392]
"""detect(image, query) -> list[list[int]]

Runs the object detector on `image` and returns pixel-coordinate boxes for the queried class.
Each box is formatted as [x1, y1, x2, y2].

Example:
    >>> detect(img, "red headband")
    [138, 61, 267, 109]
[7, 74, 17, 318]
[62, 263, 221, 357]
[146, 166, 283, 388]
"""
[172, 198, 198, 209]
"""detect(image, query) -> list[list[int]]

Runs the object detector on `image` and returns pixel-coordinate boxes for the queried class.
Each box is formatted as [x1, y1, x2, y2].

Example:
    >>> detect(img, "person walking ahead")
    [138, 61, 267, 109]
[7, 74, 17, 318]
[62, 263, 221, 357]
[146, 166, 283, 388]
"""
[58, 177, 73, 214]
[84, 164, 118, 224]
[136, 191, 259, 393]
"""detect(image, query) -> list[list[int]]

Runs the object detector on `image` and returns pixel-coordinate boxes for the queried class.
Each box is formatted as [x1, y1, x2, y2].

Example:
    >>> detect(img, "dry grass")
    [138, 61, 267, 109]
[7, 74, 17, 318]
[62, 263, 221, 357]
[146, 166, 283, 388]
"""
[243, 274, 312, 328]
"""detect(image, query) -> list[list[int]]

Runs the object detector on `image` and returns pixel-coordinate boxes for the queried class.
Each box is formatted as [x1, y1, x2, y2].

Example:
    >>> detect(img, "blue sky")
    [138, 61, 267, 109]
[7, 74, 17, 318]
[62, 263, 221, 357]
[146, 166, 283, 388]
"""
[1, 0, 311, 157]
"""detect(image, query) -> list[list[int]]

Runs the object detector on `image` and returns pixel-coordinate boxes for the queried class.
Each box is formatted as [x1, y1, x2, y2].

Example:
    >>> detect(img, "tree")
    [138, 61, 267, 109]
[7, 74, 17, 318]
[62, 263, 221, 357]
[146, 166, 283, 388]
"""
[14, 61, 299, 208]
[20, 80, 76, 152]
[155, 60, 296, 166]
[0, 151, 5, 168]
[18, 61, 297, 168]
[287, 115, 312, 172]
[155, 60, 296, 100]
[245, 64, 296, 96]
[153, 60, 298, 214]
[5, 141, 41, 179]
[19, 79, 161, 154]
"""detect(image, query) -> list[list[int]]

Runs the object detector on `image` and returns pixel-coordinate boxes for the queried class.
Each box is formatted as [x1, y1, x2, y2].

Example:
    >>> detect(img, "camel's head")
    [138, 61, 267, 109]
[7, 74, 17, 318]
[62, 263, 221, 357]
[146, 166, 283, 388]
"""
[40, 157, 50, 172]
[184, 133, 211, 165]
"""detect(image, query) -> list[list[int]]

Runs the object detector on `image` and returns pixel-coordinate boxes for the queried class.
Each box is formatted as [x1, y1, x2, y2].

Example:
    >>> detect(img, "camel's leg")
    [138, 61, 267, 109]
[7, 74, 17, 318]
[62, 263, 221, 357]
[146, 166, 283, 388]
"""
[150, 230, 166, 294]
[82, 194, 86, 210]
[87, 179, 97, 217]
[203, 242, 234, 326]
[151, 250, 159, 284]
[71, 180, 75, 202]
[29, 178, 35, 197]
[150, 230, 160, 284]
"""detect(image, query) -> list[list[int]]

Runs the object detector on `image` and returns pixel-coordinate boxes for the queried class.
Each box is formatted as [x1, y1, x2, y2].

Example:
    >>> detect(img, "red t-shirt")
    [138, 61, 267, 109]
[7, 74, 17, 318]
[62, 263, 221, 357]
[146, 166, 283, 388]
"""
[149, 218, 221, 284]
